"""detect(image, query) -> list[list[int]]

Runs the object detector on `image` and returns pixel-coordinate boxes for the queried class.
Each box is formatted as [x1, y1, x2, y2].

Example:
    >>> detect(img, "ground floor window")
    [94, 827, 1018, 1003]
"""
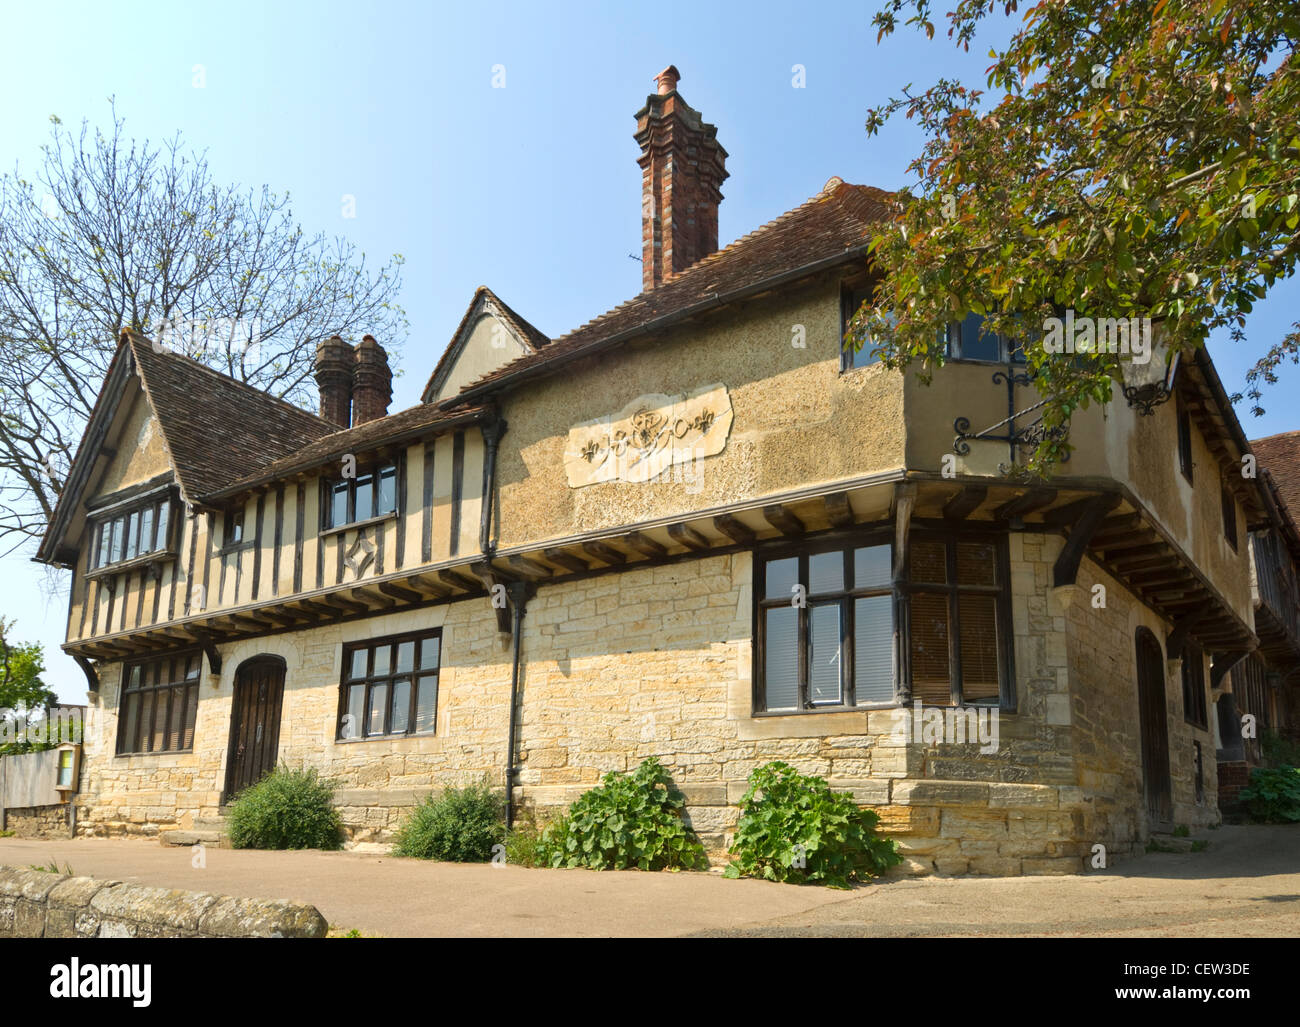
[338, 628, 441, 740]
[116, 651, 201, 755]
[755, 528, 1013, 712]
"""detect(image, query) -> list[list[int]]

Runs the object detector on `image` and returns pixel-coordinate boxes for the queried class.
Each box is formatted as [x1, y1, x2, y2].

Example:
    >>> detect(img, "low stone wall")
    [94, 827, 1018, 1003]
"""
[0, 866, 327, 938]
[3, 804, 72, 839]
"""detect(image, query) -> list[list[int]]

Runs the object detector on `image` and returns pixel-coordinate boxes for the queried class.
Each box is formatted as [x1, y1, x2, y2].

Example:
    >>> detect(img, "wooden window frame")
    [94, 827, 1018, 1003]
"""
[87, 491, 178, 577]
[115, 649, 202, 756]
[1221, 483, 1238, 551]
[945, 312, 1027, 365]
[752, 524, 1016, 715]
[1181, 641, 1209, 729]
[322, 461, 399, 532]
[839, 278, 880, 372]
[1177, 398, 1195, 484]
[336, 627, 441, 741]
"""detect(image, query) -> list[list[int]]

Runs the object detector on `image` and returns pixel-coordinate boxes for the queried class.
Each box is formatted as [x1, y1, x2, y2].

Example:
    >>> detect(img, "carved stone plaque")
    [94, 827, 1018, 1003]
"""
[564, 383, 733, 488]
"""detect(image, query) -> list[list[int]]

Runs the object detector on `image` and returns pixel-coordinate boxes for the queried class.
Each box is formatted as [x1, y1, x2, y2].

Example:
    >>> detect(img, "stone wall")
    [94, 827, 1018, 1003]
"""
[0, 866, 326, 938]
[73, 538, 1207, 875]
[3, 804, 71, 839]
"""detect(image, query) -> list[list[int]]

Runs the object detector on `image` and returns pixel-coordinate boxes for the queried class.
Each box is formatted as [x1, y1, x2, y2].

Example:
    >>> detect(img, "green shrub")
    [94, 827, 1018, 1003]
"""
[226, 766, 343, 850]
[503, 810, 552, 868]
[1261, 731, 1300, 768]
[1238, 765, 1300, 823]
[392, 779, 504, 862]
[724, 761, 901, 888]
[539, 757, 707, 871]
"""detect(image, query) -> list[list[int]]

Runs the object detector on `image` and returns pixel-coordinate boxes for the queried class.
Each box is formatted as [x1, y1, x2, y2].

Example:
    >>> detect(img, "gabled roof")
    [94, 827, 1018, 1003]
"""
[441, 179, 897, 407]
[36, 330, 336, 565]
[203, 400, 491, 501]
[420, 286, 550, 403]
[1251, 430, 1300, 517]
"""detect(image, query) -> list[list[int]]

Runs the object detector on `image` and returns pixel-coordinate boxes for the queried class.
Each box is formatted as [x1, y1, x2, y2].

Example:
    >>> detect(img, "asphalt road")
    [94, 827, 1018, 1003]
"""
[2, 824, 1296, 937]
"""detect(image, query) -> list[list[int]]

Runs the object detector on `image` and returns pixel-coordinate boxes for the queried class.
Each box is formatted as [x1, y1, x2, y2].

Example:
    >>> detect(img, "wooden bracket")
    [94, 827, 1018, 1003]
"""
[1210, 649, 1252, 691]
[72, 654, 99, 693]
[1052, 494, 1122, 588]
[1166, 609, 1209, 659]
[893, 483, 917, 581]
[195, 630, 222, 676]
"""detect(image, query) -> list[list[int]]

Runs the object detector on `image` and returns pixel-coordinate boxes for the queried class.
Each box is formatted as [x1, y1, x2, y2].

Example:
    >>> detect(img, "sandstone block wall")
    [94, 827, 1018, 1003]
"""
[73, 539, 1210, 875]
[0, 866, 326, 938]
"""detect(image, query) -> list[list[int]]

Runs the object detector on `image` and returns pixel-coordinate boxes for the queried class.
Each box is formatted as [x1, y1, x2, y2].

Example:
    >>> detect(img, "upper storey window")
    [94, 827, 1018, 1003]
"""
[946, 312, 1026, 364]
[324, 462, 397, 531]
[88, 492, 176, 574]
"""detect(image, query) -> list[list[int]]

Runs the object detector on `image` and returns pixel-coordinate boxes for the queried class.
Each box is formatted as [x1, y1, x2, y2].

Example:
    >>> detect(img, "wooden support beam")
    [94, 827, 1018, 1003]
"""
[72, 654, 99, 692]
[668, 522, 712, 551]
[894, 483, 917, 581]
[321, 593, 369, 614]
[762, 504, 805, 536]
[194, 630, 222, 675]
[354, 587, 397, 610]
[505, 555, 553, 579]
[1053, 496, 1116, 588]
[1211, 650, 1252, 690]
[378, 581, 424, 603]
[1166, 609, 1208, 657]
[582, 540, 627, 566]
[436, 568, 481, 592]
[543, 548, 590, 574]
[993, 488, 1058, 521]
[624, 531, 668, 559]
[294, 598, 340, 619]
[404, 574, 451, 597]
[1100, 541, 1167, 560]
[1040, 493, 1121, 528]
[823, 492, 855, 529]
[1091, 513, 1144, 542]
[943, 485, 988, 521]
[713, 514, 756, 546]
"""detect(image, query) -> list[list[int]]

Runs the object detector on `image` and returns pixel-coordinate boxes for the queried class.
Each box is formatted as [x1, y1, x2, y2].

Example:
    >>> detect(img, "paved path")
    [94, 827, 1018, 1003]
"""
[2, 824, 1296, 937]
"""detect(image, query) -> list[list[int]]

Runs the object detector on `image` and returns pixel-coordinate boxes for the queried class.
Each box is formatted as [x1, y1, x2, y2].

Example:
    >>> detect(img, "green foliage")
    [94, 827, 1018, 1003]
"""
[0, 619, 57, 756]
[504, 809, 553, 868]
[725, 761, 901, 889]
[392, 779, 505, 862]
[1172, 824, 1190, 837]
[1261, 730, 1300, 768]
[226, 766, 343, 850]
[538, 757, 707, 872]
[857, 1, 1300, 474]
[1238, 766, 1300, 823]
[30, 861, 74, 875]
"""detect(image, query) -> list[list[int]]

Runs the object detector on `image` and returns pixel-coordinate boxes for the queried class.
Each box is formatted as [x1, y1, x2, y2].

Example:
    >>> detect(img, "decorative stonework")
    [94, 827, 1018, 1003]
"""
[563, 383, 733, 487]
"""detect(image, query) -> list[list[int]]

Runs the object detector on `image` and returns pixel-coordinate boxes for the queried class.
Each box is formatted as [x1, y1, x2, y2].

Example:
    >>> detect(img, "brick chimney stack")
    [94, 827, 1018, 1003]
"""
[635, 65, 729, 292]
[314, 336, 355, 428]
[351, 335, 393, 425]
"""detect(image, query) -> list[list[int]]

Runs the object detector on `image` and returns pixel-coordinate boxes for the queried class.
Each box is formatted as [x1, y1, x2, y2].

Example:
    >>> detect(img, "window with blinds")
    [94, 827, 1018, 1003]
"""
[756, 531, 1011, 713]
[757, 539, 895, 711]
[116, 651, 201, 755]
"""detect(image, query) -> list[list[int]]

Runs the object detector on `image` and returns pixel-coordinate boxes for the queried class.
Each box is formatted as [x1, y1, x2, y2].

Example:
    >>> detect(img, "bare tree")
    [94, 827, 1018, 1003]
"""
[0, 101, 408, 552]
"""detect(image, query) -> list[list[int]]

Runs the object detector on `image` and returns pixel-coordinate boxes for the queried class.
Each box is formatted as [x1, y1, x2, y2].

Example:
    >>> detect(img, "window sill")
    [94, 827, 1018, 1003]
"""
[217, 540, 257, 557]
[753, 700, 1010, 717]
[87, 551, 177, 580]
[115, 748, 193, 758]
[335, 730, 435, 744]
[320, 512, 397, 539]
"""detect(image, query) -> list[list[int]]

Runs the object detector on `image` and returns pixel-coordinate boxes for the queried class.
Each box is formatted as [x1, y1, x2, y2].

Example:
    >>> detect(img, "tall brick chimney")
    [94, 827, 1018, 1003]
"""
[314, 336, 354, 428]
[635, 65, 729, 292]
[351, 334, 393, 425]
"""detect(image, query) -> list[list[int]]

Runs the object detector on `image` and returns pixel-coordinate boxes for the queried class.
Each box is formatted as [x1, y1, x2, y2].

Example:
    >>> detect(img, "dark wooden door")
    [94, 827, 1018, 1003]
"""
[224, 658, 285, 802]
[1135, 629, 1172, 829]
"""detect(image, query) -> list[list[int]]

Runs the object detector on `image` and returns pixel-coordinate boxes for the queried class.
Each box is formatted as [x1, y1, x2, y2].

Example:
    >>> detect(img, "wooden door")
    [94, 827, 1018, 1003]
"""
[1135, 629, 1172, 829]
[224, 657, 285, 802]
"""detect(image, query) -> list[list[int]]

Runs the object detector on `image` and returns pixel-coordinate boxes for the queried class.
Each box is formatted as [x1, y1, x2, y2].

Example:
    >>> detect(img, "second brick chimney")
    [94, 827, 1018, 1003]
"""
[314, 336, 354, 427]
[351, 335, 393, 425]
[635, 65, 729, 292]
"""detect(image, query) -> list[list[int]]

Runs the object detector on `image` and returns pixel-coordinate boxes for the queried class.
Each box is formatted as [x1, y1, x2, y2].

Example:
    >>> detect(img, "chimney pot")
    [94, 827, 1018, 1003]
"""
[351, 334, 393, 426]
[314, 336, 354, 428]
[655, 65, 680, 95]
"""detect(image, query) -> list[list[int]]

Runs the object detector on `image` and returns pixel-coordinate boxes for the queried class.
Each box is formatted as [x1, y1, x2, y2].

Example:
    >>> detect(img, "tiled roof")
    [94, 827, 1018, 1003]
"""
[1251, 429, 1300, 520]
[126, 331, 336, 501]
[420, 286, 550, 403]
[206, 400, 490, 500]
[441, 179, 896, 405]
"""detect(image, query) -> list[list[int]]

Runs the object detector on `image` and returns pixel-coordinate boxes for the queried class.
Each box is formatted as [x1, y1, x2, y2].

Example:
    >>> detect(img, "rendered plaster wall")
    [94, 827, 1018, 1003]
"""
[493, 281, 907, 549]
[902, 362, 1252, 620]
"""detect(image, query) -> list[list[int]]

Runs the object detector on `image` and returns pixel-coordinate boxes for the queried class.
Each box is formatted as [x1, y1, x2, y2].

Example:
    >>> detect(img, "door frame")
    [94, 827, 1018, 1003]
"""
[222, 654, 287, 803]
[1134, 627, 1173, 831]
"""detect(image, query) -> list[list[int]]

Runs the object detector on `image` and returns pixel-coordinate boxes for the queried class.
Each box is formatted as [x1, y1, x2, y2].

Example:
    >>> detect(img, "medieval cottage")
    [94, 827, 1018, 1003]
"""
[36, 67, 1300, 874]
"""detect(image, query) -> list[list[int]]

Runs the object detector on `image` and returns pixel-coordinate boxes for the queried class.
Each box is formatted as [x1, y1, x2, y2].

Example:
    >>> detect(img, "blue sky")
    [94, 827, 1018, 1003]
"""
[2, 0, 1297, 701]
